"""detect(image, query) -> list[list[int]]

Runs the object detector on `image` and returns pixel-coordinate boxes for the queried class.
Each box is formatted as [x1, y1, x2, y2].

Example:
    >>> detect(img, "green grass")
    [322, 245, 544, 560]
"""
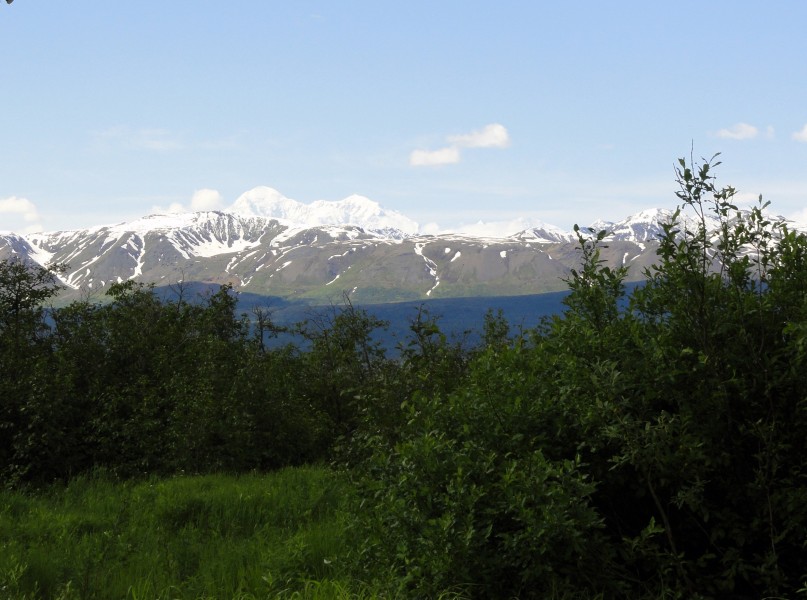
[0, 466, 386, 599]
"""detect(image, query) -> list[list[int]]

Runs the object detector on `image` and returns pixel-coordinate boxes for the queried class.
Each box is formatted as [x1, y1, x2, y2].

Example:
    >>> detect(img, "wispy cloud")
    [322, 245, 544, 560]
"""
[410, 123, 510, 167]
[792, 124, 807, 142]
[137, 129, 184, 151]
[454, 217, 541, 238]
[448, 123, 510, 149]
[409, 147, 461, 167]
[420, 215, 566, 238]
[153, 189, 224, 214]
[93, 127, 242, 153]
[715, 122, 759, 140]
[0, 196, 44, 234]
[93, 126, 185, 151]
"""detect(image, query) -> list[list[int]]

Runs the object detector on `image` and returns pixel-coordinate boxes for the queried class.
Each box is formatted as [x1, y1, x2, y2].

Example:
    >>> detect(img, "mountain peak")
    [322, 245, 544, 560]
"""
[228, 187, 297, 219]
[227, 187, 418, 234]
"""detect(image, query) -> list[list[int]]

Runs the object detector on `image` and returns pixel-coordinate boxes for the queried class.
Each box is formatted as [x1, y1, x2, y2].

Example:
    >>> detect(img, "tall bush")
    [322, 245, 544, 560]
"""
[349, 155, 807, 598]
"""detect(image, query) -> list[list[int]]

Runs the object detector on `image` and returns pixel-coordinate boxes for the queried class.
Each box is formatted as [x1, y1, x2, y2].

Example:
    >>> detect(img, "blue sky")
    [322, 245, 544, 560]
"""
[2, 1, 807, 235]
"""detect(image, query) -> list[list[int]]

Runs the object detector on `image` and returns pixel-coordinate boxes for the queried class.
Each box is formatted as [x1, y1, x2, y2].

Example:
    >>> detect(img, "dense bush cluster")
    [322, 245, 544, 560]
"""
[2, 155, 807, 597]
[346, 156, 807, 598]
[0, 275, 399, 484]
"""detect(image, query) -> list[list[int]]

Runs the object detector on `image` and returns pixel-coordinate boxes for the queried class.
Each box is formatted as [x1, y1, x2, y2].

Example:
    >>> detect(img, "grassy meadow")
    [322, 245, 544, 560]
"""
[0, 466, 388, 600]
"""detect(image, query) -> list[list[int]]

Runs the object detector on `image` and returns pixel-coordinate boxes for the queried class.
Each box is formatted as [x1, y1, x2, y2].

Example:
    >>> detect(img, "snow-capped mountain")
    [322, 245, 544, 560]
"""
[228, 187, 419, 236]
[21, 212, 280, 290]
[589, 208, 725, 245]
[513, 222, 578, 244]
[4, 194, 780, 303]
[590, 208, 676, 243]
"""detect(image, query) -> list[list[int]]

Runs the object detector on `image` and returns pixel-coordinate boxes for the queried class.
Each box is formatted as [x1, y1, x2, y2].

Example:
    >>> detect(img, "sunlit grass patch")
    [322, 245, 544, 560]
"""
[0, 466, 353, 599]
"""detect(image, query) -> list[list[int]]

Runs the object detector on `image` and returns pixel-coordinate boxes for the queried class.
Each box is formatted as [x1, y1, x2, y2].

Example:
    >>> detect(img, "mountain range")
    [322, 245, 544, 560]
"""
[0, 187, 789, 304]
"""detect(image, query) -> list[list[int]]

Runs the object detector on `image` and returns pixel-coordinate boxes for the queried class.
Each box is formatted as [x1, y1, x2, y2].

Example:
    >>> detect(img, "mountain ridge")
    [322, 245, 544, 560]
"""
[1, 195, 797, 303]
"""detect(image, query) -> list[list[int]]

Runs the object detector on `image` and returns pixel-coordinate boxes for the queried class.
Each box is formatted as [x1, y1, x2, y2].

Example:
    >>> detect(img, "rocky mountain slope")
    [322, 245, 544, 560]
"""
[0, 189, 755, 303]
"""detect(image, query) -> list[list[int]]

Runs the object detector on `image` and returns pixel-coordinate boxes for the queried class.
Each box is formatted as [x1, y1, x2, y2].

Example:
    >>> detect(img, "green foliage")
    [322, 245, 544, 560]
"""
[296, 294, 389, 443]
[1, 278, 342, 482]
[336, 305, 473, 471]
[0, 257, 65, 339]
[564, 224, 628, 334]
[3, 153, 807, 597]
[0, 259, 67, 484]
[348, 329, 618, 597]
[599, 155, 807, 597]
[348, 154, 807, 597]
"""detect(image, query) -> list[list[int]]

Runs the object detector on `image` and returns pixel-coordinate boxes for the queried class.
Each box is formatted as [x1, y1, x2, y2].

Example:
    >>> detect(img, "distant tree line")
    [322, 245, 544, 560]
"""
[2, 155, 807, 597]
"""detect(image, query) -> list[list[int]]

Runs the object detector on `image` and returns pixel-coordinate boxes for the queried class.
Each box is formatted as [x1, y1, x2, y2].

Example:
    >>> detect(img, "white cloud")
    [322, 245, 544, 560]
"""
[418, 215, 566, 238]
[410, 123, 510, 167]
[153, 189, 225, 214]
[454, 219, 525, 238]
[419, 222, 443, 235]
[448, 123, 510, 148]
[0, 196, 44, 234]
[715, 122, 759, 140]
[190, 189, 224, 211]
[453, 216, 558, 238]
[409, 146, 461, 167]
[792, 124, 807, 142]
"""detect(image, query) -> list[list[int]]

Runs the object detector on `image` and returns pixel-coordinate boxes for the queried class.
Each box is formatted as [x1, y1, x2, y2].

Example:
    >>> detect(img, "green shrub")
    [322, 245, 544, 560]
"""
[349, 154, 807, 598]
